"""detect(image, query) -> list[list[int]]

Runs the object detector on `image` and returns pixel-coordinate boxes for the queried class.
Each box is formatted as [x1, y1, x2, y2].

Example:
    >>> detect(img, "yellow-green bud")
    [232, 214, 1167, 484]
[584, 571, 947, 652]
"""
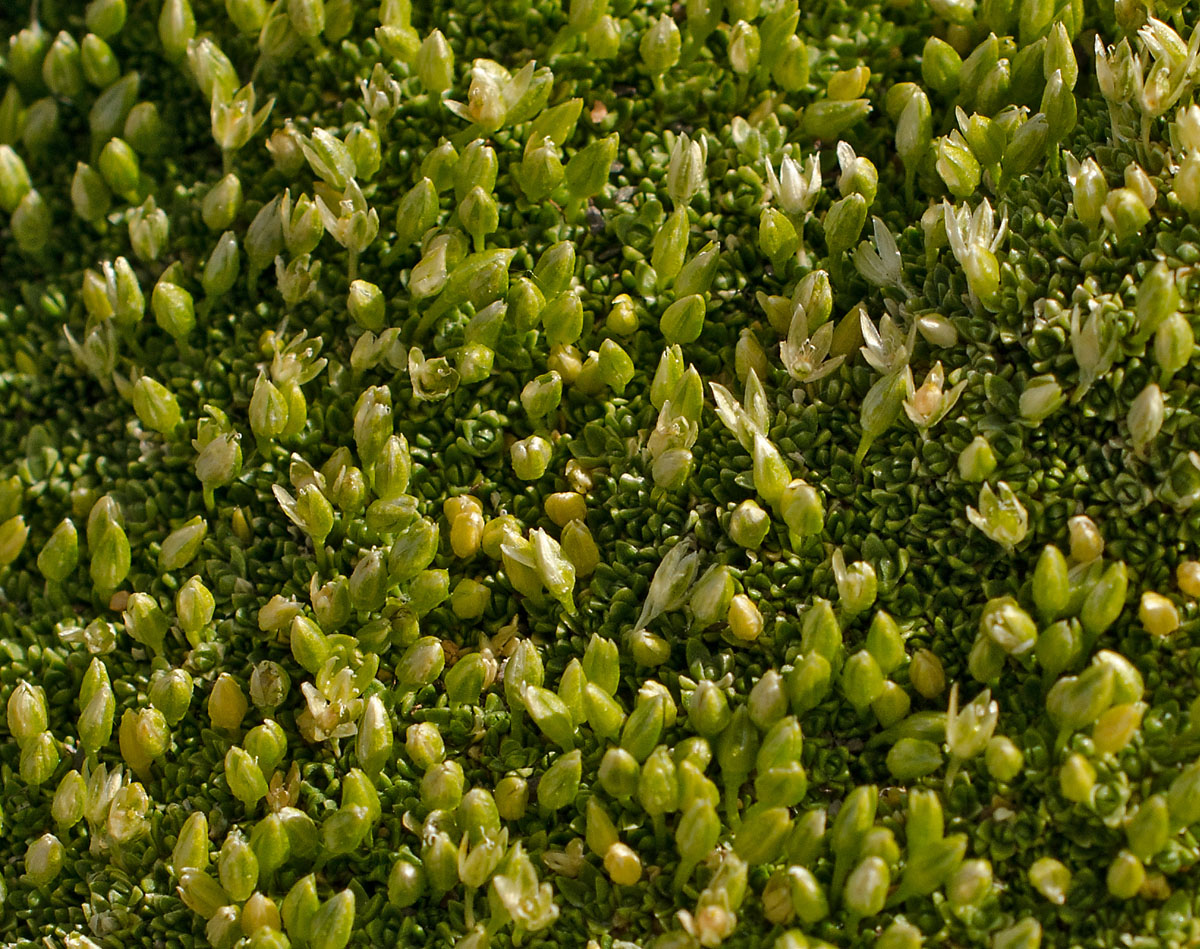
[20, 730, 59, 786]
[1155, 312, 1194, 384]
[511, 434, 553, 481]
[958, 435, 997, 482]
[71, 162, 112, 223]
[604, 842, 642, 886]
[729, 499, 770, 549]
[159, 0, 196, 61]
[538, 748, 583, 812]
[0, 146, 31, 215]
[424, 767, 464, 817]
[1125, 794, 1169, 861]
[1029, 856, 1071, 904]
[24, 833, 64, 886]
[44, 31, 85, 98]
[842, 650, 885, 712]
[983, 735, 1022, 781]
[1059, 752, 1095, 803]
[564, 132, 619, 202]
[8, 680, 48, 748]
[759, 207, 799, 271]
[388, 859, 425, 909]
[52, 770, 87, 830]
[225, 746, 268, 808]
[1106, 850, 1145, 899]
[173, 811, 211, 873]
[947, 858, 993, 908]
[639, 13, 681, 79]
[886, 737, 942, 780]
[1102, 187, 1150, 242]
[209, 673, 248, 731]
[122, 592, 169, 654]
[844, 855, 889, 918]
[218, 829, 259, 903]
[495, 775, 529, 821]
[12, 189, 51, 256]
[281, 874, 319, 943]
[132, 376, 183, 436]
[1179, 560, 1200, 597]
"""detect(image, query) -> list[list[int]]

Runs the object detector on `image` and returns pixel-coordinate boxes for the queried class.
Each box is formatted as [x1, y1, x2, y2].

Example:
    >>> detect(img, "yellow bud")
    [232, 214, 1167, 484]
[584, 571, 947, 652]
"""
[761, 871, 795, 925]
[481, 515, 522, 560]
[241, 892, 281, 935]
[1067, 515, 1103, 563]
[232, 507, 253, 545]
[561, 519, 599, 577]
[604, 842, 642, 886]
[565, 459, 594, 494]
[909, 649, 945, 699]
[1177, 561, 1200, 597]
[1059, 752, 1095, 803]
[1139, 591, 1179, 637]
[727, 594, 763, 642]
[443, 495, 482, 523]
[1093, 702, 1147, 756]
[912, 378, 943, 419]
[450, 511, 484, 559]
[544, 491, 587, 527]
[209, 673, 248, 731]
[547, 343, 583, 383]
[1107, 850, 1146, 900]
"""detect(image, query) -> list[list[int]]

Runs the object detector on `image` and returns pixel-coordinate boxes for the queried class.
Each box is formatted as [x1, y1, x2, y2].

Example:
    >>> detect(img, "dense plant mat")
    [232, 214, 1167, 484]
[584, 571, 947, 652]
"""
[2, 0, 1200, 947]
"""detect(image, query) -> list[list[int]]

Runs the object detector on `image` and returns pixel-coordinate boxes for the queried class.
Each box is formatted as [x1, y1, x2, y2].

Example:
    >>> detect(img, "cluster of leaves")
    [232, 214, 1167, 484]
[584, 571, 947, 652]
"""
[3, 0, 1200, 948]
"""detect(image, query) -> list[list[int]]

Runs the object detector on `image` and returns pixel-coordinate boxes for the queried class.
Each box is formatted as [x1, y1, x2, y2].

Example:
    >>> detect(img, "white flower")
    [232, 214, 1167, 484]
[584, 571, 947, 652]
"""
[210, 84, 274, 155]
[297, 661, 364, 745]
[269, 329, 327, 387]
[944, 197, 1007, 263]
[903, 361, 966, 431]
[710, 369, 770, 452]
[359, 63, 403, 124]
[647, 399, 699, 459]
[943, 197, 1008, 309]
[946, 682, 999, 762]
[1069, 300, 1120, 401]
[634, 539, 700, 632]
[492, 844, 559, 932]
[408, 347, 460, 402]
[1137, 17, 1200, 119]
[966, 482, 1029, 550]
[765, 153, 821, 217]
[316, 179, 379, 256]
[860, 310, 915, 374]
[780, 303, 844, 384]
[445, 59, 535, 131]
[853, 216, 907, 293]
[1177, 103, 1200, 153]
[667, 132, 708, 207]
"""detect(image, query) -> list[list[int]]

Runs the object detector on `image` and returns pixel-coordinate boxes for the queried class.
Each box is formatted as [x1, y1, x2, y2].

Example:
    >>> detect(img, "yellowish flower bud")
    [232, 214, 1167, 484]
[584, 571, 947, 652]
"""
[1094, 702, 1147, 756]
[561, 519, 599, 577]
[1178, 560, 1200, 597]
[727, 593, 763, 642]
[450, 511, 484, 559]
[544, 492, 586, 527]
[909, 649, 945, 699]
[604, 842, 642, 886]
[1067, 515, 1103, 563]
[209, 673, 249, 731]
[1139, 591, 1179, 637]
